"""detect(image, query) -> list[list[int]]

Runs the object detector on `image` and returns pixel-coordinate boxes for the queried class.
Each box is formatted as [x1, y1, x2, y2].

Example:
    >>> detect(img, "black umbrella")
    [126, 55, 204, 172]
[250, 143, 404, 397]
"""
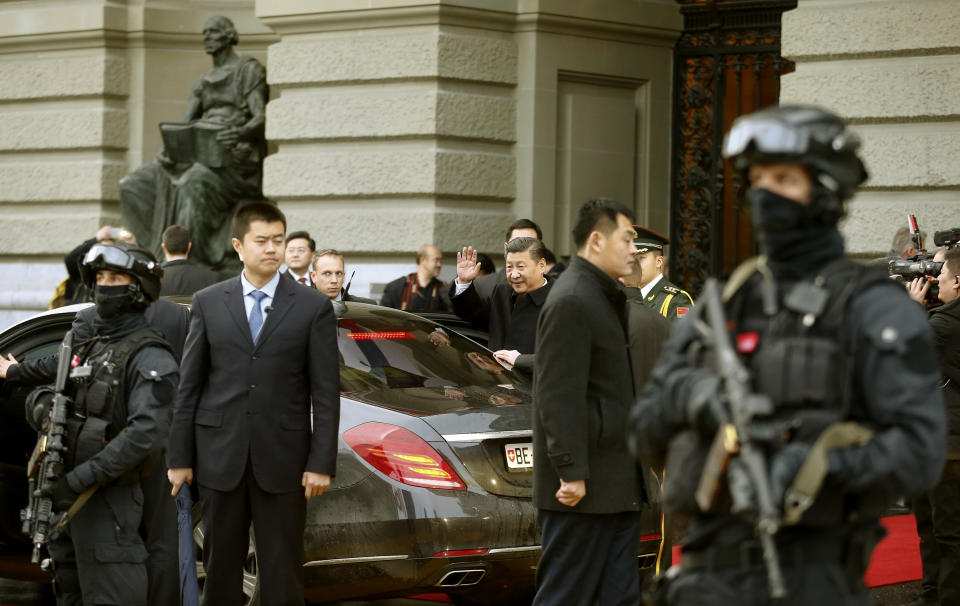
[176, 485, 200, 606]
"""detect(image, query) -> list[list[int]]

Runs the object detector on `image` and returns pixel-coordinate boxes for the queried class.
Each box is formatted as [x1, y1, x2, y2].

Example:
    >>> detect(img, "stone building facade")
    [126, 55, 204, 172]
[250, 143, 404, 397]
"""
[780, 0, 960, 255]
[0, 0, 681, 326]
[0, 0, 958, 328]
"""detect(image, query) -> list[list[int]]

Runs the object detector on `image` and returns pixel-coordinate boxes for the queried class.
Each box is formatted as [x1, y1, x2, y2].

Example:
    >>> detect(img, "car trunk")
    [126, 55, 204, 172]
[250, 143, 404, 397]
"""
[422, 402, 533, 498]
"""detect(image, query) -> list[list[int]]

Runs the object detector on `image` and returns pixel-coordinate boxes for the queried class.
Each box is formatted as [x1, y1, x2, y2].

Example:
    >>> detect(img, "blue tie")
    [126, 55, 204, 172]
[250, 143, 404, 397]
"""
[248, 290, 267, 343]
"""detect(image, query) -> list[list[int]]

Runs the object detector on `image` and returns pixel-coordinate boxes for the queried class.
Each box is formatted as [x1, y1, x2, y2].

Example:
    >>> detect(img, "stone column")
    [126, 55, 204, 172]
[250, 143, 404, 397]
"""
[780, 0, 960, 256]
[0, 1, 271, 326]
[256, 0, 680, 298]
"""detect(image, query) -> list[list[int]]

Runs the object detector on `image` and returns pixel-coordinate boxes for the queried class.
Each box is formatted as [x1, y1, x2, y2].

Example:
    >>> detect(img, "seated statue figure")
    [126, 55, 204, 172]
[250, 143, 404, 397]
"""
[120, 15, 266, 277]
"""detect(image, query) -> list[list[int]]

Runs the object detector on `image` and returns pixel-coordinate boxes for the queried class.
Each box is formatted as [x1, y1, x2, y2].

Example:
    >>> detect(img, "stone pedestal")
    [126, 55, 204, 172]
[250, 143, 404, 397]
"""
[780, 0, 960, 255]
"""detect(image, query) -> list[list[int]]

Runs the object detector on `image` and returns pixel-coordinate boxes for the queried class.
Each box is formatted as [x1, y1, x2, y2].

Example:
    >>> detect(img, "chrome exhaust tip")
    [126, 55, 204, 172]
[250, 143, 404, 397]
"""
[435, 568, 487, 587]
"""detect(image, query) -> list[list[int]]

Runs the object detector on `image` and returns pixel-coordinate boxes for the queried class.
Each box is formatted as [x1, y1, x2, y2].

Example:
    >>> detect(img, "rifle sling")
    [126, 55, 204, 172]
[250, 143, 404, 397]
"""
[783, 422, 875, 525]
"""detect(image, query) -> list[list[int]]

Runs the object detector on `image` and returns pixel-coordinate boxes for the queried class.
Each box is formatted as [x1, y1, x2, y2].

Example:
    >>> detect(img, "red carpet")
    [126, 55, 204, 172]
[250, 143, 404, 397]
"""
[671, 514, 923, 588]
[864, 514, 923, 587]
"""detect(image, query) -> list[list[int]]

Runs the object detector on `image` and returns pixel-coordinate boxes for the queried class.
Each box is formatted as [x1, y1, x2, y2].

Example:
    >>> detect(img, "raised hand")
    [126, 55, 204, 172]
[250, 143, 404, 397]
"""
[456, 246, 482, 284]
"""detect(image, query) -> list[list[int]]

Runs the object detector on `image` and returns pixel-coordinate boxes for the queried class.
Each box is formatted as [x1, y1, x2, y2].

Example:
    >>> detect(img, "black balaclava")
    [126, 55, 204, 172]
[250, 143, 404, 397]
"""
[93, 284, 148, 338]
[748, 179, 844, 282]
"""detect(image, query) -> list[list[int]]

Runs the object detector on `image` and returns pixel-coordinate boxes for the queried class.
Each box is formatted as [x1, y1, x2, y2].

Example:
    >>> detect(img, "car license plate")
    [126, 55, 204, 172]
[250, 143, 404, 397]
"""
[504, 442, 533, 471]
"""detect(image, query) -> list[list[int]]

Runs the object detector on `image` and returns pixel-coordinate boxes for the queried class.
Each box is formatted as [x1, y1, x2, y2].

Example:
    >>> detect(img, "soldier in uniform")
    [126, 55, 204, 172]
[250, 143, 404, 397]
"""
[39, 242, 179, 605]
[623, 225, 694, 322]
[629, 105, 945, 606]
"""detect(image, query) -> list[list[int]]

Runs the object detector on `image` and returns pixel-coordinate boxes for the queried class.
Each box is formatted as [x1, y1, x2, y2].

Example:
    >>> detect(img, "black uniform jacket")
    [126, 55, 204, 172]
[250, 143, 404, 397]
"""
[67, 319, 180, 493]
[452, 279, 551, 373]
[631, 264, 945, 544]
[166, 274, 340, 494]
[8, 298, 190, 385]
[159, 259, 220, 298]
[627, 300, 672, 392]
[930, 298, 960, 458]
[532, 255, 641, 514]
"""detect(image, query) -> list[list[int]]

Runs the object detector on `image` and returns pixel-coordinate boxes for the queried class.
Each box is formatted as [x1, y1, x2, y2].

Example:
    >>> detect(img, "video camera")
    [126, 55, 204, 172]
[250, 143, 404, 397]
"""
[934, 228, 960, 249]
[887, 215, 941, 304]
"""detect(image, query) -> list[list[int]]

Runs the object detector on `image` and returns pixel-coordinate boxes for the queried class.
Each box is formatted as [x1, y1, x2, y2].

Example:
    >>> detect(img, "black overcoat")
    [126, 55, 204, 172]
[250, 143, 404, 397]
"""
[532, 255, 642, 513]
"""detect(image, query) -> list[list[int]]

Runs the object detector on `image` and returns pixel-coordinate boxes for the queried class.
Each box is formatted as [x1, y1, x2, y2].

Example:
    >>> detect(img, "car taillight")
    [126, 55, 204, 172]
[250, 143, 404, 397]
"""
[347, 331, 415, 340]
[343, 422, 467, 490]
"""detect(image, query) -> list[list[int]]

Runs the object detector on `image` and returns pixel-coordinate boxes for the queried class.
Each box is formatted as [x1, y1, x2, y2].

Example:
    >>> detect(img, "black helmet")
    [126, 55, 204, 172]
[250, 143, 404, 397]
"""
[722, 105, 868, 204]
[79, 242, 164, 305]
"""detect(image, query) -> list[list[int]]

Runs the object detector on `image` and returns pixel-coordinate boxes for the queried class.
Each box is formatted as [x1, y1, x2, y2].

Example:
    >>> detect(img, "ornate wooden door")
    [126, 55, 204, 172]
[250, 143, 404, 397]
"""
[670, 0, 797, 296]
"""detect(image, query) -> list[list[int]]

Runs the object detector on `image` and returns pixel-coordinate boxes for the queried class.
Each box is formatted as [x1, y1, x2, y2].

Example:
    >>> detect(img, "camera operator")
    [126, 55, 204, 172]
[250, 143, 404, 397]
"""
[907, 246, 960, 606]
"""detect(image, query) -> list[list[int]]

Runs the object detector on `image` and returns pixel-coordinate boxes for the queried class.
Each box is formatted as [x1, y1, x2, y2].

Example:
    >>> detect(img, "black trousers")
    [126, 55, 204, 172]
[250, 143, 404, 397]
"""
[916, 460, 960, 606]
[199, 460, 307, 606]
[139, 460, 180, 606]
[532, 509, 641, 606]
[50, 483, 149, 606]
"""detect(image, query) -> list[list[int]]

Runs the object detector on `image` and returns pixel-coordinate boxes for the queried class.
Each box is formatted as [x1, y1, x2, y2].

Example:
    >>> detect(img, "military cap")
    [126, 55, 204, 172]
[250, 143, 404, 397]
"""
[632, 225, 670, 254]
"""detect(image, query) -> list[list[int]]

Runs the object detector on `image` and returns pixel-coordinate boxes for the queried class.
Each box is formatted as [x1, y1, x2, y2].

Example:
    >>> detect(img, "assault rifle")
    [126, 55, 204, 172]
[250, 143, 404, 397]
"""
[691, 279, 786, 600]
[20, 331, 73, 563]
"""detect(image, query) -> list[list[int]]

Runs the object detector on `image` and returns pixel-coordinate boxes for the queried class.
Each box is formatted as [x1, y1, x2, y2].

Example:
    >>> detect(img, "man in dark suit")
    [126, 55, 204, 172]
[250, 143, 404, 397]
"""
[532, 198, 641, 606]
[452, 237, 551, 373]
[468, 218, 543, 300]
[284, 230, 316, 287]
[310, 248, 377, 304]
[380, 244, 450, 312]
[167, 201, 339, 606]
[159, 224, 220, 297]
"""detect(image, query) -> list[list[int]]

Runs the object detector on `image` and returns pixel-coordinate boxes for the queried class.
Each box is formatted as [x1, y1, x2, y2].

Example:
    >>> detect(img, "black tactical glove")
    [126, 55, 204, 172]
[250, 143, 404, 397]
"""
[41, 477, 81, 511]
[666, 370, 725, 436]
[769, 442, 810, 512]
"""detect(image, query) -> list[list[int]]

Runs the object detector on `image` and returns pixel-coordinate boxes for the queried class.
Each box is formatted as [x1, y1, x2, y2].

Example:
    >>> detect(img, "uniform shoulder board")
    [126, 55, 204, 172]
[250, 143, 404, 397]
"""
[663, 285, 681, 294]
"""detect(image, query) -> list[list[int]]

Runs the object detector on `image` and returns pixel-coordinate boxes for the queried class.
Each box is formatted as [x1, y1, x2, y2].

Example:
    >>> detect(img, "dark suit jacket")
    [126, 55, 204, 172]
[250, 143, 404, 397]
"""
[930, 298, 960, 457]
[167, 274, 340, 494]
[452, 279, 551, 372]
[532, 255, 641, 514]
[159, 259, 220, 298]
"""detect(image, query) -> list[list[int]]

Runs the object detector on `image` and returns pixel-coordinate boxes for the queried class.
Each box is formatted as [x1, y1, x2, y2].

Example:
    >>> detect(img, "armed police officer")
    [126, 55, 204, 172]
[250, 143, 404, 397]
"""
[629, 105, 946, 606]
[35, 242, 179, 605]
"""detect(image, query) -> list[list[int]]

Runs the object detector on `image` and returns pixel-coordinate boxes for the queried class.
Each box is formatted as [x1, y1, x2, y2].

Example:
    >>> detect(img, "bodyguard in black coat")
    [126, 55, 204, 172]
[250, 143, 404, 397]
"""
[452, 238, 551, 373]
[158, 258, 219, 297]
[531, 199, 643, 606]
[167, 203, 339, 606]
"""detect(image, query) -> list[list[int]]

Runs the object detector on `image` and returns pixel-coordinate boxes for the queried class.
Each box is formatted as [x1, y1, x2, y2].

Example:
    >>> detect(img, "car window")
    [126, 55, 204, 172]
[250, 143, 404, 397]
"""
[338, 309, 529, 415]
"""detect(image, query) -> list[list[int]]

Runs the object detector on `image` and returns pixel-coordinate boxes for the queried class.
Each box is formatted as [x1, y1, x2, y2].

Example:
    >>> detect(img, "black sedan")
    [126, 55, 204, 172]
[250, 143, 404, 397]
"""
[0, 302, 662, 604]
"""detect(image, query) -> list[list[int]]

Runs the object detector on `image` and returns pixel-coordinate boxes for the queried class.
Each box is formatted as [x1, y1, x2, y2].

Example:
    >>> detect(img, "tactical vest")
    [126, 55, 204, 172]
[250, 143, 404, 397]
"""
[668, 257, 892, 526]
[65, 327, 170, 472]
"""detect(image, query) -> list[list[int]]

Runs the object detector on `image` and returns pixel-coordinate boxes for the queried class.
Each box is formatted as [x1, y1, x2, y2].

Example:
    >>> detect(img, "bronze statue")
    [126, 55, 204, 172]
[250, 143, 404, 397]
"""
[120, 16, 266, 277]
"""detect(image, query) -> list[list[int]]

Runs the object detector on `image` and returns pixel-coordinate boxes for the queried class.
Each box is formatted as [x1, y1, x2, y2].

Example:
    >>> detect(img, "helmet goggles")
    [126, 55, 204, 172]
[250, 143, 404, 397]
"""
[83, 244, 146, 272]
[722, 117, 810, 159]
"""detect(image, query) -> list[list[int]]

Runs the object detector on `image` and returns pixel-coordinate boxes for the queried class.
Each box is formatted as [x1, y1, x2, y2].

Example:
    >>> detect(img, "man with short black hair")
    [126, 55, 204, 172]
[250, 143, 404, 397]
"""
[531, 198, 643, 605]
[284, 230, 316, 286]
[310, 249, 377, 304]
[453, 237, 551, 373]
[159, 224, 220, 297]
[380, 244, 450, 312]
[167, 201, 339, 605]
